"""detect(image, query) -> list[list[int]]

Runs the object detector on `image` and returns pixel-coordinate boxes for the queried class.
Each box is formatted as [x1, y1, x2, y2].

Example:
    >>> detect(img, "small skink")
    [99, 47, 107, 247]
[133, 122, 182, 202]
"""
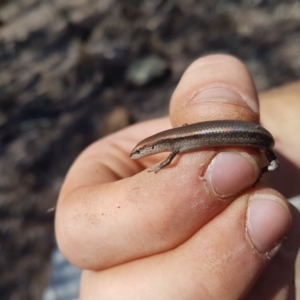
[130, 120, 279, 173]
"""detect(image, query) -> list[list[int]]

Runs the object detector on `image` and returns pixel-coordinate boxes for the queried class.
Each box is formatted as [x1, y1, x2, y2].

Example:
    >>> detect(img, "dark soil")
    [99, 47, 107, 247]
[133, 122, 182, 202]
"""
[0, 0, 300, 299]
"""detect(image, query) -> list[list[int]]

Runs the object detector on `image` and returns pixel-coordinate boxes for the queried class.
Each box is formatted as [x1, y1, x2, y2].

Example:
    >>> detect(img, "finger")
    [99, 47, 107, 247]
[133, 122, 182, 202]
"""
[56, 54, 264, 271]
[170, 54, 259, 126]
[259, 81, 300, 197]
[245, 204, 300, 300]
[58, 117, 171, 195]
[80, 189, 293, 299]
[167, 53, 263, 197]
[260, 80, 300, 167]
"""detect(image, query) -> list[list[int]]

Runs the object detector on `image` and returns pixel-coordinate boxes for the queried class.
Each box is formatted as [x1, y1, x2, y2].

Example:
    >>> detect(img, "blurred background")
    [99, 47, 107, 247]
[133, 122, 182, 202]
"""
[0, 0, 300, 299]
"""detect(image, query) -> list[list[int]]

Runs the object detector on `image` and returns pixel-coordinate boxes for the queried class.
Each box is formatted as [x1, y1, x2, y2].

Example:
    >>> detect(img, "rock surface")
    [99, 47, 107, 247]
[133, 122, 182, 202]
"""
[0, 0, 300, 298]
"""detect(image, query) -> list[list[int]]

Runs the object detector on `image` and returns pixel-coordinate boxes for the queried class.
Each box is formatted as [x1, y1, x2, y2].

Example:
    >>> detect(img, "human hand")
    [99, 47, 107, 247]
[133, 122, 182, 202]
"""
[55, 54, 299, 299]
[260, 80, 300, 198]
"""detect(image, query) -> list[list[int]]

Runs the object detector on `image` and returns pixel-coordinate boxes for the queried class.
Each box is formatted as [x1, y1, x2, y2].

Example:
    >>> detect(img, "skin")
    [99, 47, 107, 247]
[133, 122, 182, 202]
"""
[55, 54, 300, 299]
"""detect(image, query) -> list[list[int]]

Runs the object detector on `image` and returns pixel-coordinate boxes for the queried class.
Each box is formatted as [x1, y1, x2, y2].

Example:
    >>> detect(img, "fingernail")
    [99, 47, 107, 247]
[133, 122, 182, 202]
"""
[190, 87, 258, 113]
[205, 151, 258, 198]
[246, 194, 291, 254]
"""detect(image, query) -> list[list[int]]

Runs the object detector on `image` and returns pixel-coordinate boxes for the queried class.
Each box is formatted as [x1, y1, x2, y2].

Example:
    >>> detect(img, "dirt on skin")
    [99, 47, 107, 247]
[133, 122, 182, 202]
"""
[0, 0, 300, 298]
